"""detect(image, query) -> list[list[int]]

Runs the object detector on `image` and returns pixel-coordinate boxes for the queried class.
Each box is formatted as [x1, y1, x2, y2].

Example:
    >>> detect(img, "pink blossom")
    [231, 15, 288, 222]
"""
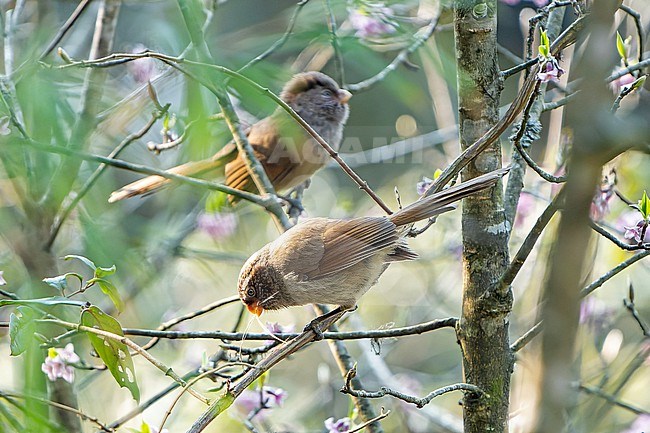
[617, 210, 650, 244]
[579, 298, 614, 329]
[349, 4, 396, 39]
[514, 193, 536, 228]
[532, 0, 550, 6]
[0, 271, 6, 286]
[264, 322, 294, 346]
[610, 70, 636, 93]
[126, 43, 157, 84]
[325, 417, 351, 433]
[197, 212, 237, 240]
[537, 58, 565, 83]
[416, 176, 433, 196]
[41, 344, 80, 383]
[622, 414, 650, 433]
[234, 386, 287, 420]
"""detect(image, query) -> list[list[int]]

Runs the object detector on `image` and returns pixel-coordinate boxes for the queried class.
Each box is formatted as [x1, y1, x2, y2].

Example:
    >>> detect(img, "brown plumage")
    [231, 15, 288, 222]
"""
[237, 167, 510, 316]
[108, 72, 351, 203]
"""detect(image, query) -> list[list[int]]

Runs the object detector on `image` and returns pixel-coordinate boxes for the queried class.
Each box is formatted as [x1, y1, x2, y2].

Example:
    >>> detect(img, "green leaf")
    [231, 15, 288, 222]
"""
[0, 297, 87, 308]
[42, 273, 83, 295]
[205, 191, 229, 213]
[93, 278, 124, 313]
[616, 32, 627, 61]
[631, 75, 647, 91]
[9, 306, 37, 356]
[538, 29, 550, 57]
[64, 255, 96, 271]
[95, 265, 116, 278]
[140, 421, 151, 433]
[81, 306, 139, 401]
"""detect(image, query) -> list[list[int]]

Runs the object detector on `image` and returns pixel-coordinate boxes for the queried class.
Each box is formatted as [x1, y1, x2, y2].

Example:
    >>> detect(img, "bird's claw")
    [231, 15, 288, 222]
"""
[304, 317, 325, 341]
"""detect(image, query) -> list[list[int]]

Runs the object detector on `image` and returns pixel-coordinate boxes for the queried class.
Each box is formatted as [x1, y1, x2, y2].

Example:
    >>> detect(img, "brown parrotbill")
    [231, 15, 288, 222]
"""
[238, 167, 509, 319]
[109, 71, 351, 203]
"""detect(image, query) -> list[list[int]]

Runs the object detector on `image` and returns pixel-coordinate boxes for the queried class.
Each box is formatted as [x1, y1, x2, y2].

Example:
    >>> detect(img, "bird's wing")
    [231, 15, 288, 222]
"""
[225, 118, 300, 195]
[273, 217, 398, 280]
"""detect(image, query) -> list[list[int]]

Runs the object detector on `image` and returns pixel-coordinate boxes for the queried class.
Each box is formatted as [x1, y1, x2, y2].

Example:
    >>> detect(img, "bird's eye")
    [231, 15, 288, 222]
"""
[246, 288, 255, 297]
[321, 89, 334, 98]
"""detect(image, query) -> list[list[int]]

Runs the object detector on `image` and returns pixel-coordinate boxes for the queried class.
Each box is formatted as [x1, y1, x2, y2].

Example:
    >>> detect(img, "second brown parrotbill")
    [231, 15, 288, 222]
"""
[109, 71, 351, 203]
[238, 167, 509, 317]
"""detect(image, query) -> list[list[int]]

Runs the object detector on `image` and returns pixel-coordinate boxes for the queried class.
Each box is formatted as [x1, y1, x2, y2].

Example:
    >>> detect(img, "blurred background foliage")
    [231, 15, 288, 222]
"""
[0, 0, 649, 432]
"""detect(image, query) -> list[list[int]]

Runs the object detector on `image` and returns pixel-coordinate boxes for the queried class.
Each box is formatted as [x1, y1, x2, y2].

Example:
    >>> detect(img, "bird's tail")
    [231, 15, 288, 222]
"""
[108, 143, 237, 203]
[388, 167, 510, 227]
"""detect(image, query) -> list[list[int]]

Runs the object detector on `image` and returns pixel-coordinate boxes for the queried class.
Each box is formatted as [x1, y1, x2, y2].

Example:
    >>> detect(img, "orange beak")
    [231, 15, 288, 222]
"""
[338, 89, 352, 104]
[246, 301, 264, 316]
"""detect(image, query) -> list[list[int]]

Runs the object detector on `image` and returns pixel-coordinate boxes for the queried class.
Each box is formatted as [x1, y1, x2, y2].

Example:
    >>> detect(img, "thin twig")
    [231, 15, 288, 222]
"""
[38, 0, 94, 61]
[349, 408, 391, 433]
[49, 50, 395, 214]
[40, 318, 210, 405]
[578, 384, 649, 415]
[10, 137, 270, 206]
[510, 321, 543, 352]
[46, 102, 171, 250]
[0, 390, 113, 432]
[498, 189, 564, 294]
[590, 222, 650, 251]
[118, 317, 458, 341]
[606, 58, 650, 82]
[140, 295, 240, 351]
[341, 366, 486, 409]
[618, 4, 644, 65]
[238, 0, 310, 73]
[158, 363, 253, 431]
[426, 15, 585, 197]
[323, 0, 345, 85]
[346, 11, 441, 92]
[580, 250, 650, 298]
[107, 370, 199, 429]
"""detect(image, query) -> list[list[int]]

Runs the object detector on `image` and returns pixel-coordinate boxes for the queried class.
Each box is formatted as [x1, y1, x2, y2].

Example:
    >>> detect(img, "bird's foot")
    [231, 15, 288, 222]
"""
[303, 317, 326, 341]
[279, 194, 305, 219]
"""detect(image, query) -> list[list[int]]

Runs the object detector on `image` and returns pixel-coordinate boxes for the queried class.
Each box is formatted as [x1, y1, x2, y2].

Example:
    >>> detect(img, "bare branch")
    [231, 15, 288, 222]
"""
[341, 366, 485, 409]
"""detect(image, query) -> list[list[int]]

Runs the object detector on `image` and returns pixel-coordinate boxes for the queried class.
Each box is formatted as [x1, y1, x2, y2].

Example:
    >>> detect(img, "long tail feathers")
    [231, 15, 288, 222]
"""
[389, 167, 510, 227]
[108, 144, 237, 203]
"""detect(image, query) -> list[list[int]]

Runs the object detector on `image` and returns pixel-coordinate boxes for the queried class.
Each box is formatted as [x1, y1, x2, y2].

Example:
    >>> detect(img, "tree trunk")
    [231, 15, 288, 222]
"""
[454, 1, 513, 432]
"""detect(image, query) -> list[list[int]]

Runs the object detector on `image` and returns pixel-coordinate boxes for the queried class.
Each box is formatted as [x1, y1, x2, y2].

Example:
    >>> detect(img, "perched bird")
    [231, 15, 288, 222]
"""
[237, 168, 509, 319]
[108, 71, 351, 203]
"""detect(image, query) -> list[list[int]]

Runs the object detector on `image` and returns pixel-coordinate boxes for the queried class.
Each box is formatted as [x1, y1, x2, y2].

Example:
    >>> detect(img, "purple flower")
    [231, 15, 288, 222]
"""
[0, 116, 11, 136]
[624, 219, 649, 244]
[349, 4, 397, 39]
[234, 386, 287, 420]
[579, 298, 614, 331]
[622, 414, 650, 433]
[514, 193, 536, 228]
[617, 211, 650, 244]
[612, 72, 636, 93]
[264, 322, 294, 346]
[0, 271, 6, 286]
[41, 343, 80, 383]
[416, 177, 433, 196]
[532, 0, 550, 6]
[537, 58, 565, 83]
[126, 43, 157, 84]
[325, 417, 351, 433]
[197, 211, 237, 240]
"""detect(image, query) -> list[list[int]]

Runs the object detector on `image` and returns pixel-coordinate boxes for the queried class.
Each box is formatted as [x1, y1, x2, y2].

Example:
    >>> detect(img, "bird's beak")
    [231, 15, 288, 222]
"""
[338, 89, 352, 104]
[246, 301, 264, 316]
